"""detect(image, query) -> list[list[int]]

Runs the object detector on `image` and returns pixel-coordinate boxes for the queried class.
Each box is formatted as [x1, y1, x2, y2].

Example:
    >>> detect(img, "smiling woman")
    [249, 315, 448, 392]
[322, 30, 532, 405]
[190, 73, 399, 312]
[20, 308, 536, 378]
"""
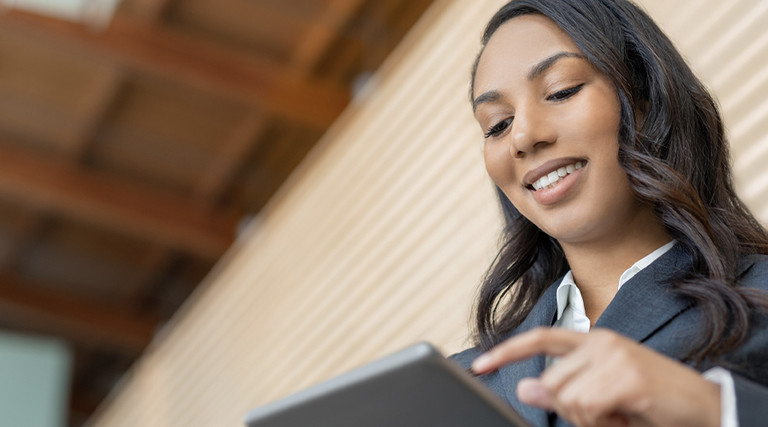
[474, 15, 662, 253]
[451, 1, 768, 426]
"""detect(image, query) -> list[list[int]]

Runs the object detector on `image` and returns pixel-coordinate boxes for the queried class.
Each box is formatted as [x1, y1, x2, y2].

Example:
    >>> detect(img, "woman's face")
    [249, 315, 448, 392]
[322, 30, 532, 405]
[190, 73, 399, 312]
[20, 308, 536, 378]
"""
[473, 14, 646, 246]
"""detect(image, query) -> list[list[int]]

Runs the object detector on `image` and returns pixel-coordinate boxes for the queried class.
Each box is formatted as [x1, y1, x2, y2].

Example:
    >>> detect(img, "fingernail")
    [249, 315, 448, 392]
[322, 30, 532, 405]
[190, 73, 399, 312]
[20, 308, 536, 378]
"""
[471, 353, 492, 372]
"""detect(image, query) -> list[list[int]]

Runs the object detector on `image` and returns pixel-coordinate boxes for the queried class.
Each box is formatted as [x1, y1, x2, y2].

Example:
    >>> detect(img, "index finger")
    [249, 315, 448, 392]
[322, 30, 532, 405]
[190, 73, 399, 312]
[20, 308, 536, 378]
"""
[471, 327, 586, 374]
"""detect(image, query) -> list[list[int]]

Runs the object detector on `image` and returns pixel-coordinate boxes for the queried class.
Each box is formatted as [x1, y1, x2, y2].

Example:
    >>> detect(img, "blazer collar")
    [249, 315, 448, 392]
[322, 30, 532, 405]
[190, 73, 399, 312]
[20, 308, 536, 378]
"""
[499, 278, 560, 426]
[497, 244, 695, 425]
[594, 243, 694, 342]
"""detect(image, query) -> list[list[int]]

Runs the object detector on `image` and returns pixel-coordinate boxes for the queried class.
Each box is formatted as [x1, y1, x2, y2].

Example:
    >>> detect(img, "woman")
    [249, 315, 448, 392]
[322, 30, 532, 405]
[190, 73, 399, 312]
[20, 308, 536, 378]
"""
[451, 0, 768, 426]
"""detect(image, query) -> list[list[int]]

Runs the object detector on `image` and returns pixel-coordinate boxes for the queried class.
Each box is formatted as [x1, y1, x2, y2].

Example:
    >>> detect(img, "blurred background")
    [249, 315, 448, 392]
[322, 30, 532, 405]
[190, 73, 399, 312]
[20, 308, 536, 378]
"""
[0, 0, 432, 425]
[1, 0, 767, 426]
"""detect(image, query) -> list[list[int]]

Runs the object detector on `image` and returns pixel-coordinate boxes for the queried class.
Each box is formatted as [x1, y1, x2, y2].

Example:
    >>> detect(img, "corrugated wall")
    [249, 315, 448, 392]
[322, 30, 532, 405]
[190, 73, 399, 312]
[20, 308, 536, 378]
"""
[88, 1, 768, 426]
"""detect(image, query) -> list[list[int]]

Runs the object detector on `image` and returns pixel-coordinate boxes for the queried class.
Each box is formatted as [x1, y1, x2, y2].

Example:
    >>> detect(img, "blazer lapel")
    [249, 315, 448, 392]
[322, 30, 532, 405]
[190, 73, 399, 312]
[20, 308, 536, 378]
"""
[496, 245, 696, 426]
[499, 280, 560, 426]
[595, 244, 694, 343]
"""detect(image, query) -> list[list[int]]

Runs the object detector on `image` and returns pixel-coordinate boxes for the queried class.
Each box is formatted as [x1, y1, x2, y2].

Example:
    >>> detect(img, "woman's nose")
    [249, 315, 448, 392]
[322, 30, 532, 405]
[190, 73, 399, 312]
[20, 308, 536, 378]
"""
[508, 107, 554, 158]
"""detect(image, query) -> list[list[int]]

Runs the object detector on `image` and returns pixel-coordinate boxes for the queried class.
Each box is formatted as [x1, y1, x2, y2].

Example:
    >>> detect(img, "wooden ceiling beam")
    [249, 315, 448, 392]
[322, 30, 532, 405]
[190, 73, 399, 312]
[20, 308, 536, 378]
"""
[0, 143, 235, 259]
[123, 246, 176, 307]
[0, 274, 157, 353]
[134, 105, 262, 301]
[109, 73, 264, 308]
[0, 209, 48, 272]
[291, 0, 365, 76]
[0, 10, 349, 129]
[63, 66, 126, 162]
[196, 111, 267, 205]
[120, 0, 176, 24]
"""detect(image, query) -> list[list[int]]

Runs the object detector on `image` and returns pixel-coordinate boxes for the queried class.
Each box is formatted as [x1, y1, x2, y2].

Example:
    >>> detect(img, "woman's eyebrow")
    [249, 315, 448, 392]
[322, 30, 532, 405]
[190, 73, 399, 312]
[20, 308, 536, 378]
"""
[528, 51, 584, 80]
[472, 91, 502, 112]
[472, 51, 585, 111]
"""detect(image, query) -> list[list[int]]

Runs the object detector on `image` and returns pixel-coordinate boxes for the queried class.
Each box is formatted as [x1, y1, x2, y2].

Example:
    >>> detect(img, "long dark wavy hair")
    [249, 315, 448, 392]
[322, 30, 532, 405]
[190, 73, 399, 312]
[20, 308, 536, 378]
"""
[471, 0, 768, 363]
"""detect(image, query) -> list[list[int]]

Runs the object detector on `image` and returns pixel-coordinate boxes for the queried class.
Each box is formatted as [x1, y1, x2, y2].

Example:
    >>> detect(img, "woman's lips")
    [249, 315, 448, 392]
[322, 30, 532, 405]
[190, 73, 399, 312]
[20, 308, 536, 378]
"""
[530, 160, 585, 191]
[523, 158, 587, 187]
[528, 161, 587, 206]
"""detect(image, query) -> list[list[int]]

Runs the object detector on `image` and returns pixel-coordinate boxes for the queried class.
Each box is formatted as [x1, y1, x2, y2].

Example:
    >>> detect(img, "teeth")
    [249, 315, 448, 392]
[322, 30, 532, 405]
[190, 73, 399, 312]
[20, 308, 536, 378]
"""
[532, 161, 585, 191]
[547, 171, 559, 182]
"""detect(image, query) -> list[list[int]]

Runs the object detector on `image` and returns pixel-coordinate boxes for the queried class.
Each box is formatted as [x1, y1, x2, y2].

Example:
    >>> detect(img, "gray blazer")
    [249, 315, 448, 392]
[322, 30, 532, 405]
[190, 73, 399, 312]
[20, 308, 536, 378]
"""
[451, 245, 768, 427]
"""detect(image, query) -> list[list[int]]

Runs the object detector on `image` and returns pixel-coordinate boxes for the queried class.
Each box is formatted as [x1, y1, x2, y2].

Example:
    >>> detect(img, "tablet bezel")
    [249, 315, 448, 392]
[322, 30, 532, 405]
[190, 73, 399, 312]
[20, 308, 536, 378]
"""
[243, 342, 530, 427]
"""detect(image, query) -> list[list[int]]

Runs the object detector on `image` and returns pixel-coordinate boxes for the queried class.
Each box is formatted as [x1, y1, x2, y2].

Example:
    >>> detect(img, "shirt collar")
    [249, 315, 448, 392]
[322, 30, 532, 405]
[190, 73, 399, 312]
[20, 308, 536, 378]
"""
[556, 271, 578, 320]
[555, 240, 676, 321]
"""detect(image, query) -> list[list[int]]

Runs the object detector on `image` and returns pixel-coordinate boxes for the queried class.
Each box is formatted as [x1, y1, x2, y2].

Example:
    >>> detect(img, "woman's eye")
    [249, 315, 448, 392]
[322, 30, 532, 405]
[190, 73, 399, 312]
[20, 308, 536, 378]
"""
[547, 83, 584, 101]
[484, 117, 514, 139]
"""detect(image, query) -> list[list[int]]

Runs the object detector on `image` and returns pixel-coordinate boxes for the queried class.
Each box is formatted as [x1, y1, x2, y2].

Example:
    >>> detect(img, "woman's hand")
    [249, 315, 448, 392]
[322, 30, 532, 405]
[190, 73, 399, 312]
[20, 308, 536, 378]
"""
[471, 328, 721, 427]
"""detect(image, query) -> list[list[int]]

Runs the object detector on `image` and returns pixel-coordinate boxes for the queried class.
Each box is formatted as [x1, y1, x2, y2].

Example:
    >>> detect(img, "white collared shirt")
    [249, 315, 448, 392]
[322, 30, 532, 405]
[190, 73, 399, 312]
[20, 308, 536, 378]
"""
[550, 241, 737, 426]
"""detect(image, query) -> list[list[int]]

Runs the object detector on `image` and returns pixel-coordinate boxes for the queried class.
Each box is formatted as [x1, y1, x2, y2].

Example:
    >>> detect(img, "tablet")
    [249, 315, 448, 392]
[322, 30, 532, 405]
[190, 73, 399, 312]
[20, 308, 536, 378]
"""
[243, 342, 530, 427]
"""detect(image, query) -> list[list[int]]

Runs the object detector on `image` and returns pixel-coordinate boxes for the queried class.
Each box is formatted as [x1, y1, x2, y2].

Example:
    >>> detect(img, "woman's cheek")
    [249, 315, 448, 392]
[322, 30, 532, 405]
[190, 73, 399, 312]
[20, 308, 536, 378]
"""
[483, 143, 515, 186]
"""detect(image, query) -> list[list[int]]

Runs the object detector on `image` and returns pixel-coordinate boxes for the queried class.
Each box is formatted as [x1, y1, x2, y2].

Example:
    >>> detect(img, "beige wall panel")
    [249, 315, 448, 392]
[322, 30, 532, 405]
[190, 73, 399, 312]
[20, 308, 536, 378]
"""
[89, 0, 768, 426]
[638, 0, 768, 221]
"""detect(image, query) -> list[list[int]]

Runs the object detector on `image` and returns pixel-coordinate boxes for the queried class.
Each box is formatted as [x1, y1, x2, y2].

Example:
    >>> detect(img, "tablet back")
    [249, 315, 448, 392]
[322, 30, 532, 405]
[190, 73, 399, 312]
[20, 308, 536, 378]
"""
[243, 342, 530, 427]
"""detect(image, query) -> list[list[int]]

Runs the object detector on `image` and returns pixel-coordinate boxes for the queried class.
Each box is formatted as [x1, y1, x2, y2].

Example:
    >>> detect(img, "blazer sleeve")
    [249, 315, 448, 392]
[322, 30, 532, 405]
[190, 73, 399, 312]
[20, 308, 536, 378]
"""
[733, 373, 768, 427]
[448, 347, 508, 399]
[731, 254, 768, 426]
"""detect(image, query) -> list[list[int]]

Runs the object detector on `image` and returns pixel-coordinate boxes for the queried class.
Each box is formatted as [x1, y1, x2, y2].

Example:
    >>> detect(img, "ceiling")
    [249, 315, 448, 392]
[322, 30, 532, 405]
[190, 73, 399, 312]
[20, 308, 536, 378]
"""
[0, 0, 434, 424]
